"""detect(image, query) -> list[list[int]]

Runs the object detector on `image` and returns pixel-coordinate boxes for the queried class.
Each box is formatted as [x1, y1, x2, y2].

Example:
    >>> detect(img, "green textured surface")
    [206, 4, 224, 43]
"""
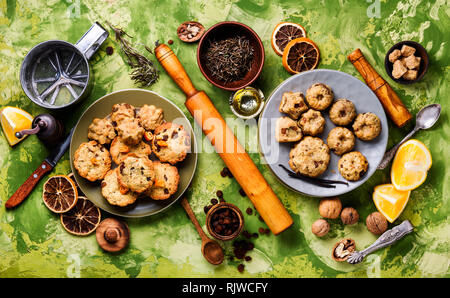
[0, 0, 449, 278]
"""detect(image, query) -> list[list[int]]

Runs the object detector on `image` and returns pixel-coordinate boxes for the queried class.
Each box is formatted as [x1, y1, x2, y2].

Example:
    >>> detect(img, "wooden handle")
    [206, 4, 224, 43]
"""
[155, 43, 198, 98]
[5, 160, 53, 209]
[348, 49, 412, 127]
[155, 44, 293, 235]
[180, 197, 209, 242]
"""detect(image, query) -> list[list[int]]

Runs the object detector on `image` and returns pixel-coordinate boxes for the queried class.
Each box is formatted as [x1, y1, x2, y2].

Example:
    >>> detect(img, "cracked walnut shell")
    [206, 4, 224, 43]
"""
[318, 197, 342, 219]
[332, 238, 356, 262]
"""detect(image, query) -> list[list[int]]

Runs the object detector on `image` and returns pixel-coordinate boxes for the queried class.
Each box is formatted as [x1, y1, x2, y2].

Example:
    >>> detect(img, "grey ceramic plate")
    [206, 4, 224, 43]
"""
[258, 69, 388, 197]
[70, 89, 197, 217]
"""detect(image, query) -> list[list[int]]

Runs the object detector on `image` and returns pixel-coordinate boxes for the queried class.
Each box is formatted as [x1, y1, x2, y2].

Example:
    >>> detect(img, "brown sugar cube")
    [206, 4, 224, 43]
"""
[403, 69, 418, 80]
[403, 55, 421, 70]
[392, 60, 408, 79]
[388, 49, 402, 63]
[400, 45, 416, 57]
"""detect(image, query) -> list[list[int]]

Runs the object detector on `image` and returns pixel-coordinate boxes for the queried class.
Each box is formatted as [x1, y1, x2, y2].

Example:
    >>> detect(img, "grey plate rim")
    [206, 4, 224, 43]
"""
[257, 69, 388, 197]
[69, 88, 198, 217]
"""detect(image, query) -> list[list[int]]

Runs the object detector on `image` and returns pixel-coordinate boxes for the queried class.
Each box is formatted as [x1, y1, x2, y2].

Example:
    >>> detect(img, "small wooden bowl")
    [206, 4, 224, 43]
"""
[197, 21, 265, 91]
[384, 40, 429, 84]
[206, 202, 244, 241]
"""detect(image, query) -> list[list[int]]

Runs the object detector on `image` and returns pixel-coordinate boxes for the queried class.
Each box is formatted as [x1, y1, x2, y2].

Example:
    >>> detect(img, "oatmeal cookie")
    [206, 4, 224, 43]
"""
[111, 103, 136, 125]
[152, 122, 190, 165]
[289, 136, 330, 177]
[305, 83, 334, 110]
[101, 168, 138, 207]
[327, 127, 355, 155]
[137, 104, 164, 131]
[116, 118, 145, 146]
[145, 162, 180, 200]
[298, 109, 325, 136]
[117, 154, 155, 193]
[87, 118, 116, 145]
[352, 112, 381, 141]
[110, 137, 151, 164]
[275, 117, 302, 143]
[279, 92, 308, 119]
[338, 151, 368, 181]
[329, 99, 356, 126]
[74, 141, 111, 182]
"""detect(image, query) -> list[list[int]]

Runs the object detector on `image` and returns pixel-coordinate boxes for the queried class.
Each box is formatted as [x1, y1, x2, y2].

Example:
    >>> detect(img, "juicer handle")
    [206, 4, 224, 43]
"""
[75, 22, 109, 60]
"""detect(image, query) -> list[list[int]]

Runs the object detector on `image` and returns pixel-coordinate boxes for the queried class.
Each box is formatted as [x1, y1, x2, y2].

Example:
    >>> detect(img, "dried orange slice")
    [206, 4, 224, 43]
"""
[271, 22, 307, 56]
[60, 197, 101, 236]
[373, 184, 411, 223]
[43, 175, 78, 213]
[391, 139, 432, 191]
[282, 37, 320, 74]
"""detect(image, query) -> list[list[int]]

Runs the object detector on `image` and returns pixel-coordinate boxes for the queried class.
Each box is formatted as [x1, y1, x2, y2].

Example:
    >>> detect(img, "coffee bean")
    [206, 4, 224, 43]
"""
[237, 264, 245, 273]
[105, 46, 114, 55]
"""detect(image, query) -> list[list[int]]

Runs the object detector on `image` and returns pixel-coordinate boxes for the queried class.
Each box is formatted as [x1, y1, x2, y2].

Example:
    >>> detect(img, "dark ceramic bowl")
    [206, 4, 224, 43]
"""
[384, 40, 429, 84]
[197, 21, 265, 91]
[206, 202, 244, 241]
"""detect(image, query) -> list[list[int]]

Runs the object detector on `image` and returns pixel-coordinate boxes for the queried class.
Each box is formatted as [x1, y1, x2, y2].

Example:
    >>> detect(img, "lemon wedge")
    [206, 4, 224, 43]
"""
[0, 106, 34, 146]
[391, 139, 432, 191]
[373, 184, 411, 223]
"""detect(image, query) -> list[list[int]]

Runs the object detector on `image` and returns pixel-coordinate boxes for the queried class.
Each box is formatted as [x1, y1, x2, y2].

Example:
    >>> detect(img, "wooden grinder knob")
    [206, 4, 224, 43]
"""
[96, 218, 130, 252]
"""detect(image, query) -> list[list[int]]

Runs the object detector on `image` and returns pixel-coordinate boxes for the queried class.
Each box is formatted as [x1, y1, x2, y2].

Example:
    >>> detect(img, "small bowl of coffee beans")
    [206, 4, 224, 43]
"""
[206, 202, 244, 241]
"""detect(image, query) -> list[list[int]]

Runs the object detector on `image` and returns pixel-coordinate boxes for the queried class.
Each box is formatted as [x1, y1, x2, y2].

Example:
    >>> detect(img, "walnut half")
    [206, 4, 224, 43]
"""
[332, 238, 356, 262]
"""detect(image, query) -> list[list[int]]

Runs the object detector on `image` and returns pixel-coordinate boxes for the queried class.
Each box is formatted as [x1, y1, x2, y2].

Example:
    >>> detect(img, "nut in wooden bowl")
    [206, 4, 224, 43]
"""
[177, 21, 205, 43]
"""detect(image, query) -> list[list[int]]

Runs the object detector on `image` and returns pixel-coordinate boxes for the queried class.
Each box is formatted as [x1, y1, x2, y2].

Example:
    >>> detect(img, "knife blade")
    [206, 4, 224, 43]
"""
[5, 128, 74, 209]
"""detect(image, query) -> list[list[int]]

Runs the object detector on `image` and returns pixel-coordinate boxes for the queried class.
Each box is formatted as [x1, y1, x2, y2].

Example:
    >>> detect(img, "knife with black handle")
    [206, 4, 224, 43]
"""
[5, 128, 74, 209]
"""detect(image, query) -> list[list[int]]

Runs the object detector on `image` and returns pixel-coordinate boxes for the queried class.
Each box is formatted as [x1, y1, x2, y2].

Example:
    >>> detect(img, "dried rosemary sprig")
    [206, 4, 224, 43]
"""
[107, 22, 159, 87]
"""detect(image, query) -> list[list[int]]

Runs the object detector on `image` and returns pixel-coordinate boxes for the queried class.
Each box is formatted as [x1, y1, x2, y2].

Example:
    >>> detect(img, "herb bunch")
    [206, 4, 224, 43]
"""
[108, 22, 159, 87]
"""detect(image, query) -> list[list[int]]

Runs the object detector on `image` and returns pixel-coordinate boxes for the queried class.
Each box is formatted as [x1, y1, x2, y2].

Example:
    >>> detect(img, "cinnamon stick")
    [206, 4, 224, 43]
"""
[348, 49, 412, 127]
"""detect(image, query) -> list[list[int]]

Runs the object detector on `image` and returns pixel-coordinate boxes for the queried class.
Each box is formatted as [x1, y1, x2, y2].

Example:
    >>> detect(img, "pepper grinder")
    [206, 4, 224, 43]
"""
[15, 114, 65, 146]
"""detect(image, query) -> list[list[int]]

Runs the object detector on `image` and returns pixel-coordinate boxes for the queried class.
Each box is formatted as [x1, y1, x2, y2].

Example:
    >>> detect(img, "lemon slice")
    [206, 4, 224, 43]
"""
[0, 106, 34, 146]
[391, 139, 432, 191]
[373, 184, 411, 223]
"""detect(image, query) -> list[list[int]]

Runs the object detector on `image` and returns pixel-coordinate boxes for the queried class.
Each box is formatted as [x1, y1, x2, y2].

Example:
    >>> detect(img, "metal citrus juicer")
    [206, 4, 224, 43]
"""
[15, 22, 108, 145]
[19, 22, 108, 110]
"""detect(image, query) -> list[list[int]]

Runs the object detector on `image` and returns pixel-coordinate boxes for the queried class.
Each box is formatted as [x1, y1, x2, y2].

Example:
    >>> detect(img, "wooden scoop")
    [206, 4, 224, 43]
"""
[155, 43, 293, 235]
[180, 197, 224, 265]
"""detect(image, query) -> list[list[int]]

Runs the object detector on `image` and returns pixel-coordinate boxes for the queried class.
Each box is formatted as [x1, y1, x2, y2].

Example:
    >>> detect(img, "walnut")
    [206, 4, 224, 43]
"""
[311, 219, 330, 237]
[318, 197, 342, 219]
[332, 238, 356, 262]
[340, 207, 359, 225]
[177, 21, 205, 43]
[366, 212, 388, 235]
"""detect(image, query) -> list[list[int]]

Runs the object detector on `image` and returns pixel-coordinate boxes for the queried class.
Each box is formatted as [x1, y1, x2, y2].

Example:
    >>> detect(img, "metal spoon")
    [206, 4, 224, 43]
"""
[180, 197, 224, 265]
[377, 104, 441, 170]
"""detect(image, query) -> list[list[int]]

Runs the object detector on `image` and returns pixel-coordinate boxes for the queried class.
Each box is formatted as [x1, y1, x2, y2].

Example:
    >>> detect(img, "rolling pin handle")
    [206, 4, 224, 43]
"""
[154, 43, 198, 98]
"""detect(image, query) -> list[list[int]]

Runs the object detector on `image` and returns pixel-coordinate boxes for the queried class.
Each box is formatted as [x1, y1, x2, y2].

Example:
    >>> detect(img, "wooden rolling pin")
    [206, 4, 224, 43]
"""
[348, 49, 412, 127]
[155, 43, 293, 235]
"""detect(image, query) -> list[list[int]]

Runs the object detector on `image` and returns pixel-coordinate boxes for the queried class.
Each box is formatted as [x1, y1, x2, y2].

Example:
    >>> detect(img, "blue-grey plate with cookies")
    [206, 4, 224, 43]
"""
[258, 69, 388, 197]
